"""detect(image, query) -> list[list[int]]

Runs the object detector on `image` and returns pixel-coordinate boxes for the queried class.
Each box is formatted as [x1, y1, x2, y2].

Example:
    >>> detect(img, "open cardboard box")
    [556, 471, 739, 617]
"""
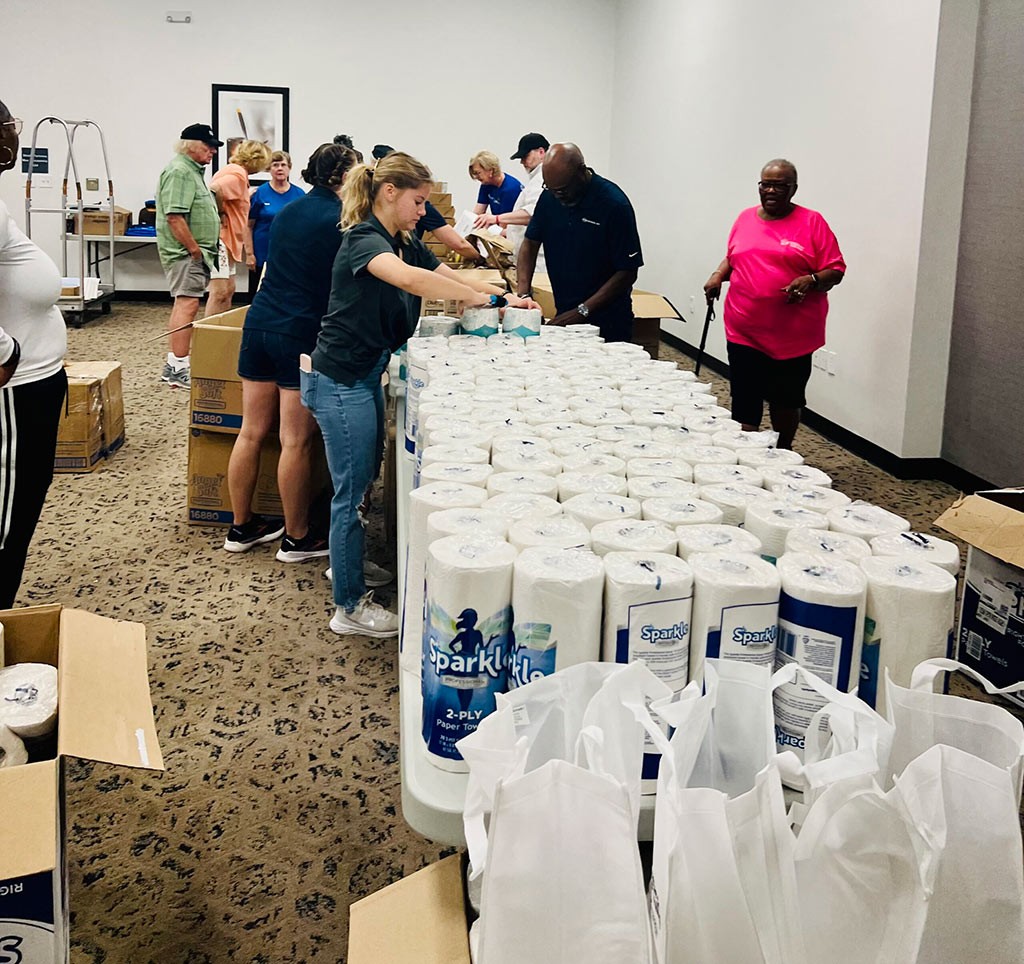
[0, 605, 164, 962]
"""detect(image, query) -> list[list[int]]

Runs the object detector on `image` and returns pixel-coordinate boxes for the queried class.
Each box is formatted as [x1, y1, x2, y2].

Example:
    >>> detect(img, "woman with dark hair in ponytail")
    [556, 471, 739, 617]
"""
[224, 143, 357, 561]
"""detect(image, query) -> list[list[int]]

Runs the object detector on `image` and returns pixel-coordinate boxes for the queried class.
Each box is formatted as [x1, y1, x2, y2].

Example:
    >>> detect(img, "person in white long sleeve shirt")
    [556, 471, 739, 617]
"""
[0, 98, 69, 606]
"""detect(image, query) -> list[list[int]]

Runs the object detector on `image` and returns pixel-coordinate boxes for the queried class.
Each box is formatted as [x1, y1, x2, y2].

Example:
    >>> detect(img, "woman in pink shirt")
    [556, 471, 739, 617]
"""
[704, 159, 845, 448]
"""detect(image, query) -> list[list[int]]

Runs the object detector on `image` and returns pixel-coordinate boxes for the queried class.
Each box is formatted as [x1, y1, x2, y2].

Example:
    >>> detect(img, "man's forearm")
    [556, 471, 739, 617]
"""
[516, 239, 539, 296]
[166, 214, 200, 256]
[496, 209, 531, 228]
[582, 269, 638, 315]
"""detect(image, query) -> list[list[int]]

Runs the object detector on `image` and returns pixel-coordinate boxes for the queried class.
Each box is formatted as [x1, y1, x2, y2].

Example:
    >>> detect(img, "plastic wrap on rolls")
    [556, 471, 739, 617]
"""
[650, 425, 712, 447]
[510, 547, 604, 687]
[590, 519, 678, 557]
[426, 428, 494, 454]
[556, 472, 629, 501]
[826, 501, 911, 541]
[594, 423, 652, 443]
[711, 429, 780, 450]
[550, 437, 615, 459]
[612, 440, 680, 461]
[692, 463, 764, 488]
[760, 465, 832, 489]
[744, 500, 827, 562]
[560, 452, 626, 477]
[500, 307, 543, 338]
[569, 391, 623, 410]
[641, 498, 724, 527]
[490, 449, 562, 477]
[460, 306, 501, 337]
[557, 490, 641, 527]
[577, 408, 634, 428]
[490, 436, 553, 458]
[783, 527, 872, 563]
[483, 492, 563, 522]
[677, 443, 737, 466]
[516, 394, 571, 415]
[684, 415, 741, 435]
[869, 531, 960, 575]
[676, 523, 763, 560]
[422, 535, 516, 770]
[0, 724, 27, 769]
[418, 315, 461, 337]
[508, 515, 592, 552]
[770, 481, 851, 513]
[859, 557, 956, 716]
[602, 550, 694, 788]
[486, 471, 559, 499]
[420, 445, 490, 470]
[626, 477, 699, 501]
[523, 408, 574, 426]
[419, 462, 494, 488]
[0, 663, 58, 738]
[736, 447, 805, 468]
[426, 507, 509, 547]
[625, 457, 693, 482]
[773, 553, 867, 766]
[631, 410, 685, 429]
[697, 482, 775, 526]
[533, 421, 588, 440]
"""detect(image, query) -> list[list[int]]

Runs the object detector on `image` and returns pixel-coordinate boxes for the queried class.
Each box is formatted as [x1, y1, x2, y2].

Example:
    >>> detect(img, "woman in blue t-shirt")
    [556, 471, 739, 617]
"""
[247, 150, 305, 283]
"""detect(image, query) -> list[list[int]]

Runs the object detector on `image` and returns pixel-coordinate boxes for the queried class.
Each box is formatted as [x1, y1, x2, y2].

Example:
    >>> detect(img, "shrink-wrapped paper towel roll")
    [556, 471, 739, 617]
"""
[626, 477, 699, 501]
[760, 465, 832, 489]
[533, 421, 588, 440]
[417, 315, 461, 337]
[784, 527, 872, 563]
[625, 457, 693, 482]
[676, 524, 763, 560]
[420, 445, 490, 469]
[745, 501, 827, 562]
[501, 306, 543, 338]
[590, 519, 678, 557]
[422, 535, 516, 770]
[490, 435, 554, 456]
[602, 551, 694, 787]
[561, 493, 642, 529]
[486, 471, 559, 499]
[560, 452, 627, 477]
[0, 724, 27, 769]
[564, 323, 601, 336]
[770, 481, 851, 514]
[568, 391, 623, 410]
[677, 442, 737, 466]
[516, 393, 571, 414]
[859, 557, 956, 715]
[523, 408, 575, 426]
[711, 429, 780, 450]
[736, 447, 805, 468]
[556, 472, 628, 500]
[869, 531, 961, 575]
[631, 410, 685, 429]
[460, 306, 501, 337]
[403, 482, 489, 670]
[419, 462, 494, 488]
[612, 440, 680, 461]
[550, 437, 615, 458]
[510, 547, 605, 687]
[684, 415, 741, 435]
[773, 553, 867, 763]
[595, 423, 652, 443]
[427, 429, 494, 453]
[508, 515, 592, 552]
[0, 663, 59, 738]
[577, 408, 633, 428]
[650, 425, 713, 448]
[697, 482, 775, 526]
[689, 552, 781, 686]
[642, 497, 724, 527]
[826, 501, 911, 541]
[490, 449, 562, 476]
[484, 493, 563, 522]
[427, 507, 509, 545]
[692, 463, 764, 488]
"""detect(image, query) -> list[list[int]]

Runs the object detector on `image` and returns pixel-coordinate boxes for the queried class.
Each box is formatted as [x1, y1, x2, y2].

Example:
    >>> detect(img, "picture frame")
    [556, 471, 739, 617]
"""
[211, 84, 289, 177]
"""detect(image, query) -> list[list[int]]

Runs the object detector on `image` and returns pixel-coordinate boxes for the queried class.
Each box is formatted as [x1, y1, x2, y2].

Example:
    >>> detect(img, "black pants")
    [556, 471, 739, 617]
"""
[0, 368, 68, 608]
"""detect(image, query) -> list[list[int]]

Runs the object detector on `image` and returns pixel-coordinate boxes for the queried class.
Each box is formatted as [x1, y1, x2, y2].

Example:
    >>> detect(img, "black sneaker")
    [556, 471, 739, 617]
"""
[223, 515, 286, 553]
[276, 532, 331, 563]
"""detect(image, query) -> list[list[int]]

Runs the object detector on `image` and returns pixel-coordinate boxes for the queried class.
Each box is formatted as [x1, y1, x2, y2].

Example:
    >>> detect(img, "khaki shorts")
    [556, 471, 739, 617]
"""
[209, 239, 236, 280]
[164, 256, 210, 299]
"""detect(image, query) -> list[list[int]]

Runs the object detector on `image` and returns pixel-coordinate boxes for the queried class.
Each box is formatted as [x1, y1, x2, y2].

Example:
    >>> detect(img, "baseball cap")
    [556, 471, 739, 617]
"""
[180, 123, 223, 147]
[511, 133, 549, 160]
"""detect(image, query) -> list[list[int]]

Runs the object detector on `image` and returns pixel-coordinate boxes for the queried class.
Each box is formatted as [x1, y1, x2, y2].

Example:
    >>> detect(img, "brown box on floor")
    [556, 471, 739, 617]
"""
[190, 306, 248, 434]
[0, 604, 164, 962]
[67, 205, 132, 236]
[54, 361, 125, 472]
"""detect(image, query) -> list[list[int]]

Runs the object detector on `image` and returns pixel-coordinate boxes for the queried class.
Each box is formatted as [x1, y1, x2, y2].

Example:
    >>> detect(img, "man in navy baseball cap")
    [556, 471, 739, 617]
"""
[180, 122, 223, 147]
[510, 132, 549, 161]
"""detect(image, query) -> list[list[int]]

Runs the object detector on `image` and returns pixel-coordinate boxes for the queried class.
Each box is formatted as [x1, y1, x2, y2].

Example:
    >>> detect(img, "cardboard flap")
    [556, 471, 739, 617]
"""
[935, 493, 1024, 568]
[0, 760, 58, 878]
[348, 855, 470, 964]
[632, 289, 681, 321]
[57, 610, 164, 770]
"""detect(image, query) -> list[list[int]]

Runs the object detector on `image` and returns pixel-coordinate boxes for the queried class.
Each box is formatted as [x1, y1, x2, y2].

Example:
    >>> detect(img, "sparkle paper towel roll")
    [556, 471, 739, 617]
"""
[501, 307, 543, 338]
[417, 315, 461, 337]
[697, 482, 775, 526]
[508, 516, 592, 552]
[773, 553, 867, 763]
[420, 445, 490, 469]
[784, 527, 872, 563]
[490, 449, 562, 477]
[689, 552, 781, 687]
[625, 457, 693, 482]
[419, 462, 494, 488]
[595, 423, 652, 443]
[684, 415, 741, 435]
[561, 493, 642, 529]
[760, 465, 832, 489]
[533, 421, 588, 440]
[770, 482, 851, 514]
[510, 547, 605, 687]
[626, 477, 699, 501]
[692, 463, 764, 488]
[590, 519, 678, 557]
[711, 429, 780, 450]
[486, 471, 560, 499]
[516, 394, 571, 414]
[556, 472, 629, 500]
[577, 408, 633, 428]
[745, 501, 828, 563]
[827, 502, 911, 541]
[677, 442, 737, 466]
[460, 306, 501, 337]
[676, 524, 763, 560]
[427, 429, 493, 453]
[858, 557, 956, 716]
[0, 663, 59, 738]
[736, 447, 805, 468]
[484, 493, 563, 522]
[561, 452, 627, 477]
[650, 425, 712, 447]
[641, 498, 724, 527]
[613, 440, 680, 461]
[490, 435, 553, 455]
[427, 507, 509, 545]
[631, 410, 685, 429]
[869, 531, 961, 575]
[550, 437, 615, 458]
[569, 391, 623, 410]
[422, 535, 516, 771]
[0, 724, 27, 769]
[602, 551, 694, 787]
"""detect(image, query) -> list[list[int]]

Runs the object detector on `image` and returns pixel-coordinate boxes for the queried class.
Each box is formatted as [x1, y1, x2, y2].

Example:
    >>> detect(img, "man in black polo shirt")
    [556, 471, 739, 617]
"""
[516, 143, 643, 342]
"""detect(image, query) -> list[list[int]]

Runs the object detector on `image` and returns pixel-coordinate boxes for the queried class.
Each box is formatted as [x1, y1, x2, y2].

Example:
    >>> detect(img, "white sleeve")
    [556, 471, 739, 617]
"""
[0, 202, 17, 364]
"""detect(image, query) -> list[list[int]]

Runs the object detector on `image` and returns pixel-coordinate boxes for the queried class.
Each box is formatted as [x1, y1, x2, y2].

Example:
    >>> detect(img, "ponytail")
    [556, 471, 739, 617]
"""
[340, 164, 376, 229]
[341, 152, 433, 230]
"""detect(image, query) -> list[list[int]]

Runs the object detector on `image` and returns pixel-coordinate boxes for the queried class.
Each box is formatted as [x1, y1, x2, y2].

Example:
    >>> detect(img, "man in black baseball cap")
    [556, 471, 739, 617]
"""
[510, 132, 549, 161]
[180, 122, 223, 147]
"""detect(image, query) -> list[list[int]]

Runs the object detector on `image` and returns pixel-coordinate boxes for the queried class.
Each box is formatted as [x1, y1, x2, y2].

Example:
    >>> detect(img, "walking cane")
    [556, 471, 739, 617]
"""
[695, 299, 715, 377]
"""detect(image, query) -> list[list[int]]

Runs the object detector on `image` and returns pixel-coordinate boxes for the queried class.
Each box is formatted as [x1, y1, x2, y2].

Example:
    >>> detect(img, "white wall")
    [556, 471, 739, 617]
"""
[609, 0, 978, 459]
[1, 0, 618, 290]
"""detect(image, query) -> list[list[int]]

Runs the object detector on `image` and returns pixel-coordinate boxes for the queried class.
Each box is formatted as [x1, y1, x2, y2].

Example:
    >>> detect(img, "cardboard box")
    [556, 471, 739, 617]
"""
[65, 361, 124, 455]
[348, 855, 470, 964]
[428, 192, 452, 209]
[190, 306, 248, 433]
[55, 362, 126, 472]
[0, 605, 164, 963]
[68, 205, 132, 236]
[936, 489, 1024, 705]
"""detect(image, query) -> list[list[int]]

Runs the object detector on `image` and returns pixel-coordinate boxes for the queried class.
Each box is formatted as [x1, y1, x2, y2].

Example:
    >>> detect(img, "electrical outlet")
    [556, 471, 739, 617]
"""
[813, 350, 826, 371]
[33, 174, 53, 189]
[826, 352, 837, 376]
[166, 9, 192, 23]
[85, 177, 99, 191]
[688, 294, 695, 315]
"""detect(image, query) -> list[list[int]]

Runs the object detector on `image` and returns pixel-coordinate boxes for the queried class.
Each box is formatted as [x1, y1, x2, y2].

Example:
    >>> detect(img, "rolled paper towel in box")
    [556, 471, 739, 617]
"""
[677, 443, 737, 466]
[625, 457, 693, 482]
[419, 462, 494, 489]
[590, 519, 678, 557]
[826, 501, 911, 541]
[487, 471, 559, 499]
[577, 408, 634, 428]
[490, 449, 562, 477]
[602, 550, 694, 788]
[420, 445, 490, 470]
[460, 306, 501, 337]
[510, 547, 604, 687]
[676, 523, 763, 560]
[483, 492, 563, 523]
[508, 515, 592, 552]
[426, 507, 509, 546]
[712, 429, 780, 450]
[403, 482, 489, 672]
[859, 557, 956, 716]
[556, 472, 628, 501]
[627, 477, 699, 501]
[773, 552, 867, 766]
[595, 423, 652, 443]
[697, 482, 775, 526]
[650, 425, 712, 447]
[744, 501, 827, 563]
[490, 435, 554, 456]
[561, 493, 642, 529]
[422, 535, 516, 771]
[689, 552, 781, 687]
[784, 527, 872, 563]
[692, 463, 763, 488]
[760, 465, 832, 489]
[0, 662, 58, 738]
[641, 498, 724, 527]
[736, 447, 805, 468]
[551, 437, 615, 458]
[869, 531, 960, 575]
[770, 481, 850, 514]
[613, 440, 680, 461]
[684, 415, 741, 435]
[418, 315, 461, 337]
[0, 724, 27, 769]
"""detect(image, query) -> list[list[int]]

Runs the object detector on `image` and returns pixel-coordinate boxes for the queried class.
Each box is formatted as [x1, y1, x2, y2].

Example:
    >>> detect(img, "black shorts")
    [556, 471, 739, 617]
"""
[237, 328, 311, 390]
[726, 342, 813, 426]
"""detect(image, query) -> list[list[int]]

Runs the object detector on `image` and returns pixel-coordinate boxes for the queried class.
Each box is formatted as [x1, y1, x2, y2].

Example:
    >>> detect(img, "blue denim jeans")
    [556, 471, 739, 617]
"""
[300, 354, 387, 610]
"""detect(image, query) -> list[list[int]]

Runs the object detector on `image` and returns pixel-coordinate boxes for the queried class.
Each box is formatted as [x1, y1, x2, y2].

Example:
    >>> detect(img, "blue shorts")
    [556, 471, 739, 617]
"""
[237, 328, 311, 390]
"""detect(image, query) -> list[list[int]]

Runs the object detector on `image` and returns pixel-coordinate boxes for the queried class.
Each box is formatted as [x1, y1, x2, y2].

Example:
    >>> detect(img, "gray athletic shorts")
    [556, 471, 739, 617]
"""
[164, 256, 210, 299]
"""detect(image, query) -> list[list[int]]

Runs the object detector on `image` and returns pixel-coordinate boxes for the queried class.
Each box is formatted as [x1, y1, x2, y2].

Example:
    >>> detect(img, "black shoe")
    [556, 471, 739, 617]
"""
[276, 532, 331, 563]
[223, 515, 286, 553]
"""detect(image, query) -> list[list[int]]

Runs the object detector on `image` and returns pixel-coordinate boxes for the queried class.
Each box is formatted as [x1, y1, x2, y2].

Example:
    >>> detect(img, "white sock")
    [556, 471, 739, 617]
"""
[168, 352, 190, 369]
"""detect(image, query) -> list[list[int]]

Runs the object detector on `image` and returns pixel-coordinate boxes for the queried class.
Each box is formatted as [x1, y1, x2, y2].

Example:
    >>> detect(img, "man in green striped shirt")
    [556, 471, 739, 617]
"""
[155, 123, 222, 388]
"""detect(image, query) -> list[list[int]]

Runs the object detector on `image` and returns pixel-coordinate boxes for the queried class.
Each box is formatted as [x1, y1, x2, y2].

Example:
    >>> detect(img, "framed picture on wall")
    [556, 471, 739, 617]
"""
[211, 84, 289, 177]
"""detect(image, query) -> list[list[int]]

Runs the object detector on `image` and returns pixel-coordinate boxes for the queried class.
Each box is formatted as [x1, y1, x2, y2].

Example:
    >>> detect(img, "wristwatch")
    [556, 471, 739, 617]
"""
[488, 294, 508, 309]
[576, 303, 590, 319]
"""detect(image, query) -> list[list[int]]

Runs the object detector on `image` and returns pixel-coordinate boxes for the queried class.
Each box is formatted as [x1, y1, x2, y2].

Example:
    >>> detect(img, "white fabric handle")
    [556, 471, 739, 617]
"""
[909, 657, 1024, 696]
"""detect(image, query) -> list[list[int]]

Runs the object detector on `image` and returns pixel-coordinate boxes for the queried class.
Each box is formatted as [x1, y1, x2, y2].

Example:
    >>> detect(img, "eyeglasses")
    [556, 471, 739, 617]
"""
[2, 118, 23, 136]
[758, 180, 793, 193]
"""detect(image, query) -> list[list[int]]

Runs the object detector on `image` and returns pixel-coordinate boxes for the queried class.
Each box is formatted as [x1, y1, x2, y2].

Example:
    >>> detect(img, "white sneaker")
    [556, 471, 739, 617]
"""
[324, 566, 332, 581]
[329, 592, 399, 638]
[324, 562, 392, 587]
